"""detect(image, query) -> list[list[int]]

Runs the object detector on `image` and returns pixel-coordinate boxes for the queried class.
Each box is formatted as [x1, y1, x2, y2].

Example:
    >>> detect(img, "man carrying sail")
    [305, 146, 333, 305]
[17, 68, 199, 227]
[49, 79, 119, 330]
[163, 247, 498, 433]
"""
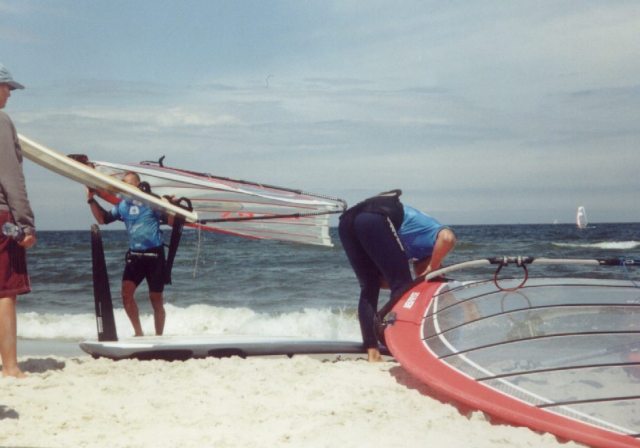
[87, 172, 173, 337]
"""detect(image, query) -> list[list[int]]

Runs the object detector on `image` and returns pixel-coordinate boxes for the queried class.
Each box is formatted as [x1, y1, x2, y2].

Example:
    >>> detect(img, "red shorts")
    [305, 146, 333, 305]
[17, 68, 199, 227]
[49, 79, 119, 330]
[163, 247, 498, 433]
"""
[0, 211, 31, 297]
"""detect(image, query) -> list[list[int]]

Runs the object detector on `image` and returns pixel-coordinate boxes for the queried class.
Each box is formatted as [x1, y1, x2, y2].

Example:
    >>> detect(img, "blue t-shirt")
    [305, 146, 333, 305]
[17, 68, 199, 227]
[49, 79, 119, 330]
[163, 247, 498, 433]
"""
[110, 199, 164, 251]
[398, 205, 444, 260]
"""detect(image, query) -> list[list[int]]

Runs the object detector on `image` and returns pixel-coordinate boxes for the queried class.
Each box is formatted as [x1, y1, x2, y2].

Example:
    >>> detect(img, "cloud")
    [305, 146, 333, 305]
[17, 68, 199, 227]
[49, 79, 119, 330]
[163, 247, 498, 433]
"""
[0, 0, 26, 14]
[7, 1, 640, 228]
[0, 27, 35, 43]
[0, 0, 42, 44]
[303, 77, 374, 88]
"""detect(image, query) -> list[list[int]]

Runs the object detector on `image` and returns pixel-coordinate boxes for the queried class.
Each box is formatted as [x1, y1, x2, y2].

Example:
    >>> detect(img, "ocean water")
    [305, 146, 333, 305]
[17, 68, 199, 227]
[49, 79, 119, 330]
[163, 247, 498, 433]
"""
[17, 223, 640, 342]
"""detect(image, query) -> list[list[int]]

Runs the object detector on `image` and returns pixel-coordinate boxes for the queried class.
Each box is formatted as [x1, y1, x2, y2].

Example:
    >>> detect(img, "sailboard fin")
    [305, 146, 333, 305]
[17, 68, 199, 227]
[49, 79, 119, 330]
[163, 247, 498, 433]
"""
[91, 224, 118, 342]
[141, 155, 166, 167]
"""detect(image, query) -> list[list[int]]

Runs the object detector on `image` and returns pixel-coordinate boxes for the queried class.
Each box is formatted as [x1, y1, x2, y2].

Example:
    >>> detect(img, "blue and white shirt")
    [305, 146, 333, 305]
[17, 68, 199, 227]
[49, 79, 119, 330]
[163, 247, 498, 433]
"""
[110, 199, 164, 251]
[398, 205, 444, 260]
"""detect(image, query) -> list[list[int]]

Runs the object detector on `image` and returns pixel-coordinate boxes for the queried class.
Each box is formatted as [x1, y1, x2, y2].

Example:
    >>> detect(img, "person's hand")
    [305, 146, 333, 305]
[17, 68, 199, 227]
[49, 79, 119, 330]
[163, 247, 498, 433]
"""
[19, 234, 36, 249]
[86, 187, 95, 201]
[413, 259, 431, 277]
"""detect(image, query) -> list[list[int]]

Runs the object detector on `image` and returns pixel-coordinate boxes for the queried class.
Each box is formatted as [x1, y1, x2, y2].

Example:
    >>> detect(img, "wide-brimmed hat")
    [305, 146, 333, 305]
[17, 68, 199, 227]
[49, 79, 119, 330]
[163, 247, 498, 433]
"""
[0, 63, 24, 90]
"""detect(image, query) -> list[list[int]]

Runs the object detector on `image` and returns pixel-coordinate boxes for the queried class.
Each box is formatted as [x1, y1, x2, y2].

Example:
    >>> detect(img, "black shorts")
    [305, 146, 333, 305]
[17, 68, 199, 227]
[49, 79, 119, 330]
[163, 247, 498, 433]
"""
[122, 246, 165, 293]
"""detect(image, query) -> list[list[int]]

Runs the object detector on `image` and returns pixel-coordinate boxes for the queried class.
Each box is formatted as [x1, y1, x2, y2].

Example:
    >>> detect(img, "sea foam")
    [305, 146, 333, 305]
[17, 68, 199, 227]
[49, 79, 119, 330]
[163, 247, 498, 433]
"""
[552, 241, 640, 250]
[18, 304, 361, 341]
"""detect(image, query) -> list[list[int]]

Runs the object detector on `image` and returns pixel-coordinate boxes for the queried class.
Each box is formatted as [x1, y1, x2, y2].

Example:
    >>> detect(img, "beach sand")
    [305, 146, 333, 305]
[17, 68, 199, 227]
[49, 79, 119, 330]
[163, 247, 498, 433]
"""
[0, 350, 584, 448]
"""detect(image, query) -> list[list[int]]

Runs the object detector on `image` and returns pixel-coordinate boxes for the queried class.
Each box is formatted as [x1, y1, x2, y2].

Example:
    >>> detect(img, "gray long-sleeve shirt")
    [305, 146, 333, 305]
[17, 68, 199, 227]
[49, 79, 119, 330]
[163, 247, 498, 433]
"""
[0, 111, 35, 234]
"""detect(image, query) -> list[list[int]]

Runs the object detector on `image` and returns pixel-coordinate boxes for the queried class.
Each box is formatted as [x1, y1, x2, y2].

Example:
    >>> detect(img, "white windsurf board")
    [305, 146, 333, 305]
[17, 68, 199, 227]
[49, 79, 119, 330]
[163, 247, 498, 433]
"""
[79, 335, 375, 360]
[18, 134, 198, 222]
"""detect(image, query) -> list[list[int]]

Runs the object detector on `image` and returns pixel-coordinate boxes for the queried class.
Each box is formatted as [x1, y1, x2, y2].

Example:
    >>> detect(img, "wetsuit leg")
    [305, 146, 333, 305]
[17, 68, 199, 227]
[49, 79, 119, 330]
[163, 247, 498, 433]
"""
[339, 215, 381, 349]
[339, 212, 413, 348]
[352, 212, 413, 301]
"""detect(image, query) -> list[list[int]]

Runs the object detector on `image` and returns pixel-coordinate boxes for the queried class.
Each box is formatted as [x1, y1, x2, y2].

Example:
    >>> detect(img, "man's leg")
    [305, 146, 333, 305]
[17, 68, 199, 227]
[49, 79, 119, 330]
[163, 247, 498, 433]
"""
[0, 296, 25, 378]
[339, 215, 384, 362]
[122, 281, 143, 336]
[354, 213, 413, 306]
[149, 292, 165, 336]
[146, 249, 166, 336]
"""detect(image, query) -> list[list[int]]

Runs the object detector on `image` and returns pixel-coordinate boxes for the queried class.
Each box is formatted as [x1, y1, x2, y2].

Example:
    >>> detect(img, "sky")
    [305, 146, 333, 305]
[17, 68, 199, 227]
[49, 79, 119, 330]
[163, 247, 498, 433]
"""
[1, 0, 639, 230]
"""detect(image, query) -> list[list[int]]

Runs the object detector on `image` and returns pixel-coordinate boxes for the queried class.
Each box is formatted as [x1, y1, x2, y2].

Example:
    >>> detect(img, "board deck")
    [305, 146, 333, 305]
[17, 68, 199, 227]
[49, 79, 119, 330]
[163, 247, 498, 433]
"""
[18, 134, 198, 222]
[79, 335, 375, 360]
[384, 276, 640, 448]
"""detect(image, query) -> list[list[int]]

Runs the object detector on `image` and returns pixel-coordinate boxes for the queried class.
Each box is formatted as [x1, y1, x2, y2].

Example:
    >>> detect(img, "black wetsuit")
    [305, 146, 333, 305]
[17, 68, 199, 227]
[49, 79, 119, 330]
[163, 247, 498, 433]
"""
[338, 191, 413, 349]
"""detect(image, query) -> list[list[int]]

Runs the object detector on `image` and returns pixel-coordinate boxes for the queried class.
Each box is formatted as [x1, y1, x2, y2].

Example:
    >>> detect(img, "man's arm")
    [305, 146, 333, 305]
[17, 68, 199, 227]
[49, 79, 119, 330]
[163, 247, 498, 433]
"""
[86, 189, 116, 224]
[0, 113, 35, 239]
[413, 228, 457, 277]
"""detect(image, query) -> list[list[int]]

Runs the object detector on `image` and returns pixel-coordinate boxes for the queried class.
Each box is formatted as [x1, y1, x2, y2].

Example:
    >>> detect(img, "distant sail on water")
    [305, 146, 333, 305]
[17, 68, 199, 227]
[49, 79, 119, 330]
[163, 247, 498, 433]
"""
[576, 206, 588, 229]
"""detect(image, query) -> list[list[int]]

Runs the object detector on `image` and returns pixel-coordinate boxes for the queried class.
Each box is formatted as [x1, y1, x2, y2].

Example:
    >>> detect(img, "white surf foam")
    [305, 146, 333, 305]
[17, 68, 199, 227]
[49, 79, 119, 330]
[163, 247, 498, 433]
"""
[552, 241, 640, 250]
[18, 304, 361, 341]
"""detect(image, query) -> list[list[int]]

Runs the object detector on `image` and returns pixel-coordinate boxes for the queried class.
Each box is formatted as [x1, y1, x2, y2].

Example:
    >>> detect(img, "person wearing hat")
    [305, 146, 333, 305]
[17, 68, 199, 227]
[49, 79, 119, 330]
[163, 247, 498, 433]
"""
[0, 63, 36, 378]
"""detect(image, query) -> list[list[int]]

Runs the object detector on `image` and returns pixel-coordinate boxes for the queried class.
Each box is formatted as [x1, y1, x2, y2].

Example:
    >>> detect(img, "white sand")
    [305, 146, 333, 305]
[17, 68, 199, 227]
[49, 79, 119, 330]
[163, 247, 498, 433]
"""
[0, 355, 584, 448]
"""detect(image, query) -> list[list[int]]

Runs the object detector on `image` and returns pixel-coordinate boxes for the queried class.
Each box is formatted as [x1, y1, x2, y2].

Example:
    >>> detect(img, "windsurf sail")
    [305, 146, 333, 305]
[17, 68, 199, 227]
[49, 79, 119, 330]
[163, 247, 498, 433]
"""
[384, 256, 640, 448]
[577, 205, 588, 229]
[90, 158, 346, 247]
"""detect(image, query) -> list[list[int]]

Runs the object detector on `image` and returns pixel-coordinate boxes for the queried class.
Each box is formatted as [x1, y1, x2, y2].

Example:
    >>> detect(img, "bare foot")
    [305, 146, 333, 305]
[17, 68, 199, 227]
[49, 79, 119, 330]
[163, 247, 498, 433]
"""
[367, 348, 383, 363]
[2, 366, 27, 379]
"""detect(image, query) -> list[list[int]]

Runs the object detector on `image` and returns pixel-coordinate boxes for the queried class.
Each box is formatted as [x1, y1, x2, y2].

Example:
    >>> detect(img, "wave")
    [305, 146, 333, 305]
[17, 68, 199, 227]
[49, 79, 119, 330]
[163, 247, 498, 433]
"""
[552, 241, 640, 250]
[18, 304, 361, 341]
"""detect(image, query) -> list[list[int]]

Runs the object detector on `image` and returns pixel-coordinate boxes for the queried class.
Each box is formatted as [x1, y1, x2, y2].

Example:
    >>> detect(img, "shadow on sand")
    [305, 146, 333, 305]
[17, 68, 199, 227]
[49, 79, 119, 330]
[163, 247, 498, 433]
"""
[0, 404, 19, 420]
[389, 364, 477, 417]
[18, 357, 66, 374]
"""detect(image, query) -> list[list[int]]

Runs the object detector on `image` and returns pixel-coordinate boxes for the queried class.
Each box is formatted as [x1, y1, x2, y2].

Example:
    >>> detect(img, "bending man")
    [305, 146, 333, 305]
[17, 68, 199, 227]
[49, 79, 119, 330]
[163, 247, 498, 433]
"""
[339, 190, 456, 362]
